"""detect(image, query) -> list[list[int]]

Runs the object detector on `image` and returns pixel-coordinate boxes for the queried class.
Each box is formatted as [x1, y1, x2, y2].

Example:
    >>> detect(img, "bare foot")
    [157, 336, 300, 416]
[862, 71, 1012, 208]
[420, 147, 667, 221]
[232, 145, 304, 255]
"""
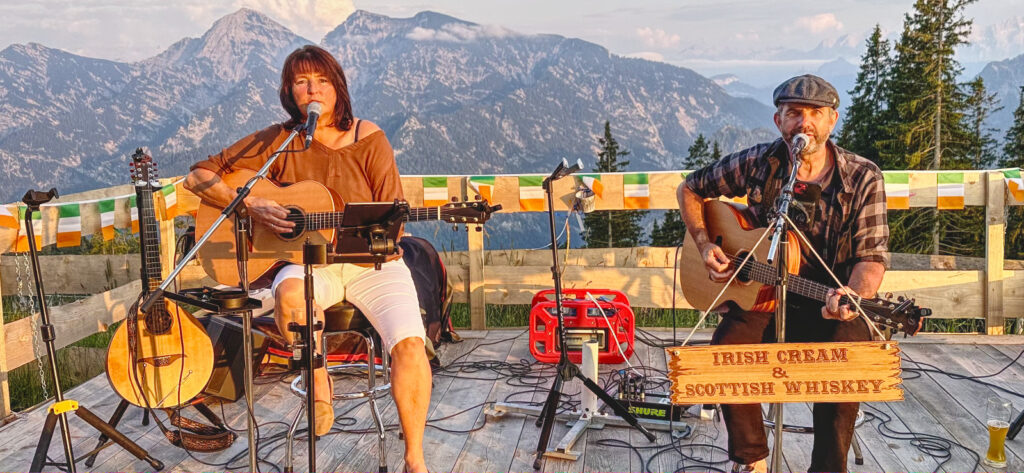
[404, 456, 428, 473]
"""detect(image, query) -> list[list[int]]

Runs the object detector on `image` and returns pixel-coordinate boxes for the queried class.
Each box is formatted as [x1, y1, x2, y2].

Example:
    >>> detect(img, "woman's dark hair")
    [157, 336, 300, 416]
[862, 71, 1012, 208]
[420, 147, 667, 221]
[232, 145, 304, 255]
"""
[279, 45, 353, 131]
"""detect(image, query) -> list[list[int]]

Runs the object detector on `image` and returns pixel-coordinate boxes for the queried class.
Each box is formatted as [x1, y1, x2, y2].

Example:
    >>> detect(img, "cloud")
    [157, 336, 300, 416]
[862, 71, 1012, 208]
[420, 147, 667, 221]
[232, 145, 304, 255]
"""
[625, 51, 666, 62]
[236, 0, 355, 40]
[407, 23, 514, 42]
[794, 13, 844, 34]
[636, 27, 681, 49]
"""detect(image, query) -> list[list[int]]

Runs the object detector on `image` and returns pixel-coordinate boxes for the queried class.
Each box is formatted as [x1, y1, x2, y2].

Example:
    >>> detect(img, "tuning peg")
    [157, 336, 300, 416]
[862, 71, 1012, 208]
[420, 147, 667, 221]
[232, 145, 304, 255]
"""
[475, 225, 482, 232]
[451, 196, 459, 202]
[885, 292, 894, 300]
[452, 225, 458, 232]
[474, 194, 481, 200]
[897, 296, 906, 302]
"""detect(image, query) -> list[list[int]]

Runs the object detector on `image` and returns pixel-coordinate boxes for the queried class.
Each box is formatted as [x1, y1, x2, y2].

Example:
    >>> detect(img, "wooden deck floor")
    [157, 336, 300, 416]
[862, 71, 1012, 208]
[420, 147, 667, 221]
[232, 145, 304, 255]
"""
[2, 330, 1024, 472]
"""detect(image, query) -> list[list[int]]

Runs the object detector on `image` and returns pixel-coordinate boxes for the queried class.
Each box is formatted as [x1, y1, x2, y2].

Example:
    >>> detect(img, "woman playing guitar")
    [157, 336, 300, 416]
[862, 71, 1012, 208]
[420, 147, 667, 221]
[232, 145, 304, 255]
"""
[184, 45, 431, 473]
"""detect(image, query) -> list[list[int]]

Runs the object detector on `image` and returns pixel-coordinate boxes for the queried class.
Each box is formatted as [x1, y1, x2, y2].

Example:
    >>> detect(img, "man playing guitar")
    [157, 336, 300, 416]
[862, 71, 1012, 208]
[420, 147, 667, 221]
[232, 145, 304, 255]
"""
[676, 74, 889, 473]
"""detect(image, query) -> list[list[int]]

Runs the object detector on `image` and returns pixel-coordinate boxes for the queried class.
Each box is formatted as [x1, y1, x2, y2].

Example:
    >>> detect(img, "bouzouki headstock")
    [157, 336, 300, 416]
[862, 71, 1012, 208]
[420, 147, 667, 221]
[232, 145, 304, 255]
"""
[440, 198, 502, 225]
[862, 293, 931, 337]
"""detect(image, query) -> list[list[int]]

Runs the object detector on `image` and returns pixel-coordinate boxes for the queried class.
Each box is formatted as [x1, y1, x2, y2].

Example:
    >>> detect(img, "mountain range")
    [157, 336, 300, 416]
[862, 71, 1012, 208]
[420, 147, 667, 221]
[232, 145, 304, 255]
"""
[0, 8, 780, 204]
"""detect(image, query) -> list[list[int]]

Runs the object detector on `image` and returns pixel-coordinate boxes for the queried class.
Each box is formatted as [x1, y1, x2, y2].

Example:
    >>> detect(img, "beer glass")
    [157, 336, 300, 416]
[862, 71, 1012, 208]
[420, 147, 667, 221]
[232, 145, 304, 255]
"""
[983, 396, 1012, 468]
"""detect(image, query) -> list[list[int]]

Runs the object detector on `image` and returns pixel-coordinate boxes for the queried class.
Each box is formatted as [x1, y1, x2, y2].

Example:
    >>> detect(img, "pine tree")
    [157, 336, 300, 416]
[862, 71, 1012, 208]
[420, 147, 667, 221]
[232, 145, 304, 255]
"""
[879, 0, 978, 256]
[838, 25, 891, 165]
[581, 121, 647, 247]
[962, 77, 1001, 169]
[1003, 87, 1024, 168]
[880, 0, 976, 171]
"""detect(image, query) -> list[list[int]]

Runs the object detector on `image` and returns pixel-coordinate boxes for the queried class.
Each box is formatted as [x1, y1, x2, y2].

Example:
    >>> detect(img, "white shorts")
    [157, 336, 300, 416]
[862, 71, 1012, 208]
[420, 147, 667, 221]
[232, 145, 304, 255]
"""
[272, 259, 426, 354]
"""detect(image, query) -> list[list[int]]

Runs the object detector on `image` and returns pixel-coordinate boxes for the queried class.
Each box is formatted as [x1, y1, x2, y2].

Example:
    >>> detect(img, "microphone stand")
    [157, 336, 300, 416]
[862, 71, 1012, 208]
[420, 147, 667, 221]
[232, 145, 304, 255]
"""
[139, 124, 307, 472]
[764, 146, 803, 473]
[531, 160, 655, 470]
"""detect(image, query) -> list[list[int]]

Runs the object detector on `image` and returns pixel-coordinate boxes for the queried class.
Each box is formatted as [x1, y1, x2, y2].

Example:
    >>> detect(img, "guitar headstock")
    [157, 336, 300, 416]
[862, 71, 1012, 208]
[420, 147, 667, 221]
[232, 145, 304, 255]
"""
[440, 198, 502, 225]
[863, 293, 931, 337]
[129, 148, 159, 191]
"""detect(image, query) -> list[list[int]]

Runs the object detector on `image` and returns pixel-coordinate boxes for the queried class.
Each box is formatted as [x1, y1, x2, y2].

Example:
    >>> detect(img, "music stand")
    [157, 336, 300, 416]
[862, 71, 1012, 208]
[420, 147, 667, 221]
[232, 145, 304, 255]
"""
[288, 200, 408, 473]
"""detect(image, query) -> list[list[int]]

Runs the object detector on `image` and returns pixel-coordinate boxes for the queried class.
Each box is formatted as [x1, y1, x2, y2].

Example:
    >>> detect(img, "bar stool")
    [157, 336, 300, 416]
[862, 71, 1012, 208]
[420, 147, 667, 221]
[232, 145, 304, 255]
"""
[285, 301, 392, 473]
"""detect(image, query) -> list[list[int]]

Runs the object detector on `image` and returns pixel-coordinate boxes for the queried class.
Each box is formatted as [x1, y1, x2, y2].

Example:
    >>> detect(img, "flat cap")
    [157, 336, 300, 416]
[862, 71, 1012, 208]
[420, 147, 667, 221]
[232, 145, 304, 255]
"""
[772, 74, 839, 109]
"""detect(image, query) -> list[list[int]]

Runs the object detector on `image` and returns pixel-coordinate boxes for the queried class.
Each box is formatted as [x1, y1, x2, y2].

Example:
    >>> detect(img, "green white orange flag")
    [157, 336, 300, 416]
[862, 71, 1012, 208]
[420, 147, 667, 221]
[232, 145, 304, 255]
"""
[623, 173, 650, 209]
[1005, 169, 1024, 202]
[99, 199, 116, 240]
[16, 206, 42, 252]
[468, 176, 495, 203]
[161, 184, 178, 219]
[56, 203, 82, 248]
[578, 174, 604, 198]
[128, 195, 139, 233]
[423, 177, 449, 206]
[884, 172, 910, 210]
[519, 176, 545, 211]
[936, 172, 965, 209]
[0, 205, 17, 229]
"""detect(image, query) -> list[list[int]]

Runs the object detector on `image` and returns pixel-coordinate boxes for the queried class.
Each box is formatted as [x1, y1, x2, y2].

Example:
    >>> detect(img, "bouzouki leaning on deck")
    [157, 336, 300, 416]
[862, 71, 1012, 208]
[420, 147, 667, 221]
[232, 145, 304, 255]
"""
[678, 199, 930, 336]
[195, 168, 502, 286]
[106, 149, 214, 408]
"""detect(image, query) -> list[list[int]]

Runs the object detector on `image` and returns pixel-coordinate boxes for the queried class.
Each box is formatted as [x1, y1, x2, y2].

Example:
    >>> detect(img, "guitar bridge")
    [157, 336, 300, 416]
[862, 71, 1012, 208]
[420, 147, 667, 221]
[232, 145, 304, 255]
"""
[138, 354, 184, 368]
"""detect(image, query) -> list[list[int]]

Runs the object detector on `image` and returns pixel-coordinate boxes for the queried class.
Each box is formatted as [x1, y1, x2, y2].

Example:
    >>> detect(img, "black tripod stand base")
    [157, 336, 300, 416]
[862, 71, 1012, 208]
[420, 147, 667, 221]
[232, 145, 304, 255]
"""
[30, 405, 164, 473]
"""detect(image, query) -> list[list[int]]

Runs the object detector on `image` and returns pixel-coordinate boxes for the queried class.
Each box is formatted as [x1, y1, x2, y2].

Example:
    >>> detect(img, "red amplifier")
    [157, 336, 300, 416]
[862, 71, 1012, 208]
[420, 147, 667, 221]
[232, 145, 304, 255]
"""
[529, 289, 635, 364]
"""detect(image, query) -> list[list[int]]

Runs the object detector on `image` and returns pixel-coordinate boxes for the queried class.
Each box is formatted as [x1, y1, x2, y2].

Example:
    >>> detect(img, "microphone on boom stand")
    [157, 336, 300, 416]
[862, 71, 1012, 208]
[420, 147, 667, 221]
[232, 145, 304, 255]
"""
[546, 158, 584, 183]
[303, 102, 322, 149]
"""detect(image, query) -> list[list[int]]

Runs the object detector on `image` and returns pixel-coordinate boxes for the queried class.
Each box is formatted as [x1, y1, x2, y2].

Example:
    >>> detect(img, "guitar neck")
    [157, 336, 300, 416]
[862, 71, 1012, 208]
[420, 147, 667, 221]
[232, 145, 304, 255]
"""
[735, 256, 858, 306]
[304, 207, 453, 231]
[136, 186, 163, 294]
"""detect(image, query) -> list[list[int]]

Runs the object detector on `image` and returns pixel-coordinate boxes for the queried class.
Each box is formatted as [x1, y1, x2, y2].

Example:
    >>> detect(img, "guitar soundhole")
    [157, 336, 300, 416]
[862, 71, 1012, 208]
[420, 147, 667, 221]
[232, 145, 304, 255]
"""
[144, 305, 172, 335]
[279, 207, 306, 240]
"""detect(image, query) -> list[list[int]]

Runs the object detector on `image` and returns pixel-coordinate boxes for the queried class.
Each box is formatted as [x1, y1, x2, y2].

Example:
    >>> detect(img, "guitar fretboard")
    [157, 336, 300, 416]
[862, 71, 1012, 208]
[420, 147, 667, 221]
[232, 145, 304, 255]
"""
[136, 183, 163, 294]
[728, 254, 869, 309]
[296, 207, 479, 230]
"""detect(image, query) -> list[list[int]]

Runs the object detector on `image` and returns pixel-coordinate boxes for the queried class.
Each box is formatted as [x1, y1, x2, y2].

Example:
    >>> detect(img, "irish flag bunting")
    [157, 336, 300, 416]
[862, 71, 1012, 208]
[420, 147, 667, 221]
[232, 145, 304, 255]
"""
[884, 172, 910, 210]
[161, 184, 178, 219]
[0, 205, 16, 230]
[468, 176, 494, 203]
[16, 206, 42, 252]
[128, 195, 139, 233]
[423, 177, 449, 206]
[1005, 169, 1024, 202]
[936, 172, 965, 209]
[99, 199, 116, 240]
[519, 176, 545, 211]
[578, 174, 604, 198]
[623, 173, 650, 209]
[56, 203, 82, 248]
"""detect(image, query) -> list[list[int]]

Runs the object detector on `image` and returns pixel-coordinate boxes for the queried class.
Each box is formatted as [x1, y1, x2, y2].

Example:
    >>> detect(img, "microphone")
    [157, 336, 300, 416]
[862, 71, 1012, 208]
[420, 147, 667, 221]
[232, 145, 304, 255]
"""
[791, 133, 810, 157]
[303, 102, 323, 148]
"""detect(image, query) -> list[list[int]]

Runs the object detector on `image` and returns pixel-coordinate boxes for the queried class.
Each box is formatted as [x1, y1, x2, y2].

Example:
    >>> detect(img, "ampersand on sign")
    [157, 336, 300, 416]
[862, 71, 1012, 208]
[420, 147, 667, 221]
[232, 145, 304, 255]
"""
[772, 367, 788, 378]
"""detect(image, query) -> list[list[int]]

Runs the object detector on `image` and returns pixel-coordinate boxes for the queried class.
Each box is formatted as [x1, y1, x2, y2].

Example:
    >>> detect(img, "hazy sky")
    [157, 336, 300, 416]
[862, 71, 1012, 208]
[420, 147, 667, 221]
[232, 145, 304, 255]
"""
[1, 0, 1021, 82]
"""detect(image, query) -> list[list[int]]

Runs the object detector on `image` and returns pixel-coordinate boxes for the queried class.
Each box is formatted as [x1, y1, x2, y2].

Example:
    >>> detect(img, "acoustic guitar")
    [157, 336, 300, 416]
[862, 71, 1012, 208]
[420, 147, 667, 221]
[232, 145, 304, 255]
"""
[194, 168, 501, 286]
[106, 149, 214, 408]
[678, 199, 930, 336]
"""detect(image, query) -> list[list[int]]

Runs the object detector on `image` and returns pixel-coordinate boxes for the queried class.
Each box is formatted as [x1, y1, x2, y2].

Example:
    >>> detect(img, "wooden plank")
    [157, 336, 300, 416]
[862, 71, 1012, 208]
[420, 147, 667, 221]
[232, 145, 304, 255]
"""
[668, 342, 903, 404]
[451, 331, 533, 472]
[492, 176, 520, 214]
[0, 253, 9, 422]
[468, 225, 486, 330]
[0, 255, 141, 295]
[899, 343, 1014, 471]
[965, 171, 985, 206]
[987, 171, 1006, 334]
[595, 173, 624, 211]
[4, 281, 141, 370]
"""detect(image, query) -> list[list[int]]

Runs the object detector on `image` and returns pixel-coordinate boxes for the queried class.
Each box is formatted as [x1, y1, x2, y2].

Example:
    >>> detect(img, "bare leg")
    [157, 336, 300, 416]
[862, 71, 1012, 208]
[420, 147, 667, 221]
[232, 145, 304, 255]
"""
[390, 337, 431, 473]
[275, 279, 332, 434]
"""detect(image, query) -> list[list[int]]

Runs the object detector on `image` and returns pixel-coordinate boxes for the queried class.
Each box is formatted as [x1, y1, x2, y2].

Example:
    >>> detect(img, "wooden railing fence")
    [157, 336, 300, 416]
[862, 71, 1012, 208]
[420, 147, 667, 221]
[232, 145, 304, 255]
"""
[0, 169, 1020, 418]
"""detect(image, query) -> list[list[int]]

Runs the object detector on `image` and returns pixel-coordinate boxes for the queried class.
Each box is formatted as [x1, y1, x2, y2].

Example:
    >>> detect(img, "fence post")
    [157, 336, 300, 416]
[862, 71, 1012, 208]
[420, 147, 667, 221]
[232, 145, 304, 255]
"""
[468, 226, 486, 330]
[985, 171, 1006, 335]
[0, 254, 12, 421]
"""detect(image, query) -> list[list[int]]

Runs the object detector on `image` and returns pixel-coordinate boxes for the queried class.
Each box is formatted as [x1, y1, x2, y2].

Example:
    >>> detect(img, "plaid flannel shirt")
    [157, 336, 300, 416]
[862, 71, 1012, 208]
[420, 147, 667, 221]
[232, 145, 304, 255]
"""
[685, 138, 889, 278]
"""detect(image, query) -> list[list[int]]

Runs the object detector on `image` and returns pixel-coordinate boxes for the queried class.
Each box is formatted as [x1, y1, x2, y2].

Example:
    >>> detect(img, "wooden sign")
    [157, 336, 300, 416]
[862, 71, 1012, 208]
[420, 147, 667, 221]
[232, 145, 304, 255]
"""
[667, 342, 903, 404]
